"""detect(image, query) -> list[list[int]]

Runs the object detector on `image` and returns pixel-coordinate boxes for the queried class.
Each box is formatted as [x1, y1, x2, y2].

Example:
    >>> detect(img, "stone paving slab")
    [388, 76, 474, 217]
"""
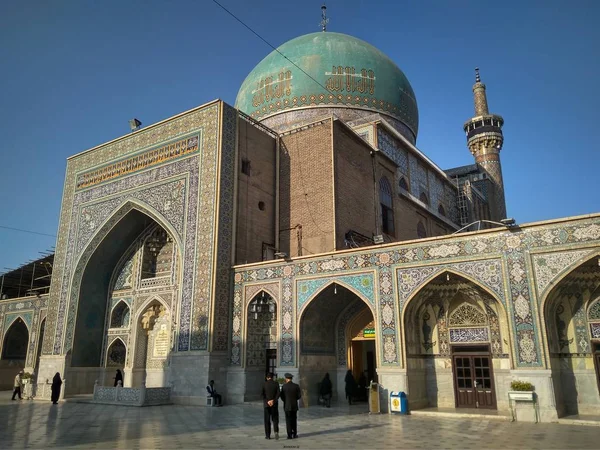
[1, 391, 599, 449]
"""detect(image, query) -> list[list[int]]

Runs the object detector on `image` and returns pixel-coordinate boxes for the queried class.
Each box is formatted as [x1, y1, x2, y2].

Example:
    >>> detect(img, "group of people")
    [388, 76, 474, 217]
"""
[11, 369, 63, 404]
[262, 372, 301, 440]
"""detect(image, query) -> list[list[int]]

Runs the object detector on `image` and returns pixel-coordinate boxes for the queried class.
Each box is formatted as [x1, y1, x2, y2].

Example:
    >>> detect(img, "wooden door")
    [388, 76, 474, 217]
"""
[453, 355, 476, 407]
[473, 355, 496, 408]
[453, 350, 497, 409]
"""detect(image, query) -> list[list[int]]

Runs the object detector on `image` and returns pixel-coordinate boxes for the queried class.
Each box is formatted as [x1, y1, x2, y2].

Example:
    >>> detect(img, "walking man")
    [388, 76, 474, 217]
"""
[280, 372, 301, 439]
[12, 370, 24, 401]
[261, 372, 280, 440]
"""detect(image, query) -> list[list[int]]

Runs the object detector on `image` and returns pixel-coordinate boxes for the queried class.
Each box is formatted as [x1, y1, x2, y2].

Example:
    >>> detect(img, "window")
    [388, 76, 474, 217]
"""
[241, 158, 251, 175]
[438, 204, 446, 217]
[417, 221, 427, 239]
[398, 177, 409, 191]
[379, 177, 395, 236]
[419, 192, 429, 205]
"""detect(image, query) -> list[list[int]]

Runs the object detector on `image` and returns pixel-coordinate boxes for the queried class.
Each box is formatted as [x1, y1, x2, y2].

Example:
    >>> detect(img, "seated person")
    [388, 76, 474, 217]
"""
[206, 380, 222, 406]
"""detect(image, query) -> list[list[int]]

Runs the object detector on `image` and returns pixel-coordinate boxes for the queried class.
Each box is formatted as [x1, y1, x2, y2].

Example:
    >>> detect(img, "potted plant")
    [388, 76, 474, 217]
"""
[21, 372, 32, 385]
[276, 377, 285, 389]
[508, 380, 535, 401]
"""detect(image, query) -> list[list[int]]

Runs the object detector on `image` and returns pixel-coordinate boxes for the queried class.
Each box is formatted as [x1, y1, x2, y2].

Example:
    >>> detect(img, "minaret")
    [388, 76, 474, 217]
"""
[463, 68, 507, 221]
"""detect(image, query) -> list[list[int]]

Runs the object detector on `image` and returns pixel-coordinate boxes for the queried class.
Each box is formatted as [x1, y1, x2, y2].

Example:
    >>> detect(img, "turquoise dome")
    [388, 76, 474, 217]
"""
[235, 32, 418, 139]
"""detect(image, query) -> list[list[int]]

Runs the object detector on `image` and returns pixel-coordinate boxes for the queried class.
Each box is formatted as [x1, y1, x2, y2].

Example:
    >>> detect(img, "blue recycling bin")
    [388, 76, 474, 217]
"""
[391, 391, 409, 414]
[399, 391, 408, 414]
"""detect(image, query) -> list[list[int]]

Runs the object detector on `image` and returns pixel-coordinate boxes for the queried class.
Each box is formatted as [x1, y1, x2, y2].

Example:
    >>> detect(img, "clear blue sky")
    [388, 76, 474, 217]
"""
[1, 0, 599, 271]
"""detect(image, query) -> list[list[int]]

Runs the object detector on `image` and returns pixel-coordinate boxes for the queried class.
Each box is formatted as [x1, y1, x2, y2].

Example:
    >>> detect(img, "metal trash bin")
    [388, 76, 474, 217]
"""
[368, 382, 380, 414]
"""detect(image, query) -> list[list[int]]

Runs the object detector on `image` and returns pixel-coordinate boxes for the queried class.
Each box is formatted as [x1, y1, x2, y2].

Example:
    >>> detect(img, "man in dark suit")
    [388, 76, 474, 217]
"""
[279, 372, 301, 439]
[206, 380, 222, 406]
[261, 372, 280, 440]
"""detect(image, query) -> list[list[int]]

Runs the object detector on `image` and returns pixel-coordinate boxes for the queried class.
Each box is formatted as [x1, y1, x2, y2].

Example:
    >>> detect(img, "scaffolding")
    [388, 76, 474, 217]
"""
[0, 249, 54, 300]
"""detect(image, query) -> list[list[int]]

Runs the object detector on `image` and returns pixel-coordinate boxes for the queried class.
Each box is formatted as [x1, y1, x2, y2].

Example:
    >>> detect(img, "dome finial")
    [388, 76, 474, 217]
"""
[320, 3, 329, 32]
[475, 67, 481, 83]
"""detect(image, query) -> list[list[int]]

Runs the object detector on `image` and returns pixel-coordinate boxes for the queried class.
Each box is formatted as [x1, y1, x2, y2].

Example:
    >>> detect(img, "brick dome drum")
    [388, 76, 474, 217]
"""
[235, 32, 419, 140]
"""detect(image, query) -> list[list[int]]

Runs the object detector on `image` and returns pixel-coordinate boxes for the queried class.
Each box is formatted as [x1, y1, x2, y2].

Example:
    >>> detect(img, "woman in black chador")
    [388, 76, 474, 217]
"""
[51, 372, 62, 404]
[114, 369, 123, 387]
[344, 370, 357, 405]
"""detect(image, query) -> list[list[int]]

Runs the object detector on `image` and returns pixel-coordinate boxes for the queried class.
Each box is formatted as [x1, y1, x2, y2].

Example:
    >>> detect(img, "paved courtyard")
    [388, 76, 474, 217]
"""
[1, 391, 598, 449]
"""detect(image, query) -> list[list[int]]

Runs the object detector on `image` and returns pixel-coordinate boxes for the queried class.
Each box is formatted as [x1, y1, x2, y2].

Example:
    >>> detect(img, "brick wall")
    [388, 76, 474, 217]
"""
[235, 119, 277, 264]
[280, 119, 335, 257]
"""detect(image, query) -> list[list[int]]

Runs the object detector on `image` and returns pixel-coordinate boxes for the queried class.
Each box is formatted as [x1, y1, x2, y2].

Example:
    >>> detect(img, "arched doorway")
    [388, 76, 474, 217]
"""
[244, 291, 278, 400]
[403, 272, 511, 410]
[68, 205, 180, 394]
[543, 256, 600, 416]
[299, 282, 375, 406]
[347, 308, 376, 401]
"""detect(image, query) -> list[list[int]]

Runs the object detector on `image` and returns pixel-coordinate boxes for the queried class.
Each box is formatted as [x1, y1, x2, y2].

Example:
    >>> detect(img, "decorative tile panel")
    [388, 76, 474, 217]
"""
[532, 250, 593, 298]
[42, 104, 216, 357]
[297, 273, 375, 312]
[76, 135, 199, 190]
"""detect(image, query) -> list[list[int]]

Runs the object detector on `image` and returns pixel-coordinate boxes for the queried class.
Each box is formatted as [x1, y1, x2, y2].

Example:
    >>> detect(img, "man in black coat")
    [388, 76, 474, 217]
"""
[261, 372, 280, 440]
[279, 373, 301, 439]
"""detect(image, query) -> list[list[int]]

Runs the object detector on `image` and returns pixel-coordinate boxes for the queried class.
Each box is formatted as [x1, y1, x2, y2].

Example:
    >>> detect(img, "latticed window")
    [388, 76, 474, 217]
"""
[419, 192, 429, 205]
[379, 177, 394, 236]
[438, 204, 446, 217]
[449, 303, 487, 327]
[588, 300, 600, 320]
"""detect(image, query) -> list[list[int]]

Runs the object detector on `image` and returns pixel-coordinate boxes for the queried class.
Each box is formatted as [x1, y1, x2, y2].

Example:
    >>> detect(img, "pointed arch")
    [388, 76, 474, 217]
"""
[245, 286, 280, 308]
[135, 295, 170, 323]
[299, 279, 376, 321]
[539, 250, 600, 323]
[67, 201, 180, 366]
[110, 301, 131, 328]
[400, 268, 511, 365]
[401, 267, 507, 314]
[2, 317, 29, 360]
[105, 337, 127, 367]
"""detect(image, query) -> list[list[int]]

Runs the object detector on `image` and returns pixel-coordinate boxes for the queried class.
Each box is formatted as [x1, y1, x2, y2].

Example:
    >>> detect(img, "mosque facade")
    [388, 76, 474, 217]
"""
[1, 29, 599, 422]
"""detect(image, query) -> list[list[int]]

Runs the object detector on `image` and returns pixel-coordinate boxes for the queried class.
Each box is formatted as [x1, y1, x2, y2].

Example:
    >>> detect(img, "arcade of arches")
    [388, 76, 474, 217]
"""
[2, 212, 600, 422]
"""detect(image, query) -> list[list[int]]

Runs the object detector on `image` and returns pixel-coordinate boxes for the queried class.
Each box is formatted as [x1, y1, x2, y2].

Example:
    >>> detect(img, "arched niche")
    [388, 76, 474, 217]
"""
[542, 256, 600, 417]
[110, 301, 130, 329]
[106, 338, 126, 368]
[131, 299, 170, 387]
[245, 291, 278, 368]
[402, 271, 510, 411]
[2, 318, 29, 360]
[71, 207, 178, 368]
